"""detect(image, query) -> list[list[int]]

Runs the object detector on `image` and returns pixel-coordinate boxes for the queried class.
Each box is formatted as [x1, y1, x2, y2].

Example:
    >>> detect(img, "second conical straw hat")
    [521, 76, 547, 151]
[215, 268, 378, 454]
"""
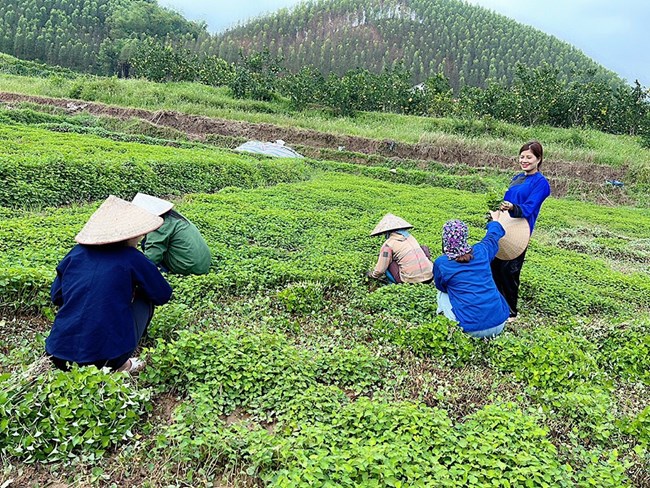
[75, 195, 164, 245]
[132, 192, 174, 216]
[370, 213, 414, 236]
[495, 211, 530, 260]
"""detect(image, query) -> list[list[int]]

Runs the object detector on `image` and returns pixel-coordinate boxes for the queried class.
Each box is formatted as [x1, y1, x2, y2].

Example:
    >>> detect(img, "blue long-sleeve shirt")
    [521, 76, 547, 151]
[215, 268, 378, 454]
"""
[503, 172, 551, 234]
[434, 222, 510, 332]
[46, 244, 172, 363]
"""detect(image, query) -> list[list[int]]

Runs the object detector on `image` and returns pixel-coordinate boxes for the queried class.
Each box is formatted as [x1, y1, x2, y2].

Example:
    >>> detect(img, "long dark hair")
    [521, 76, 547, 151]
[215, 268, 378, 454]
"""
[519, 140, 543, 169]
[455, 252, 474, 263]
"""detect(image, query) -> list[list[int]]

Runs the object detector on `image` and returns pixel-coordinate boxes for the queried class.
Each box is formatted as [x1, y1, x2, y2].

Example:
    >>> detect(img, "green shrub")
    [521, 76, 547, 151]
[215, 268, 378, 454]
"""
[269, 398, 456, 486]
[0, 123, 314, 209]
[0, 267, 53, 313]
[147, 302, 198, 342]
[489, 328, 605, 390]
[314, 345, 387, 391]
[144, 327, 386, 420]
[522, 246, 650, 316]
[450, 403, 573, 487]
[597, 322, 650, 385]
[266, 401, 591, 487]
[538, 384, 616, 443]
[276, 281, 326, 314]
[364, 284, 440, 323]
[386, 315, 477, 366]
[570, 446, 632, 487]
[0, 365, 151, 463]
[153, 388, 246, 467]
[143, 329, 315, 414]
[276, 384, 350, 426]
[619, 406, 650, 446]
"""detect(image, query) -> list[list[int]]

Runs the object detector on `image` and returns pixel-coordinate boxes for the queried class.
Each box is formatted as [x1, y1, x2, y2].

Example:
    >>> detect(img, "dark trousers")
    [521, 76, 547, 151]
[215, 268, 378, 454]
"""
[491, 248, 527, 317]
[386, 245, 432, 284]
[50, 296, 154, 371]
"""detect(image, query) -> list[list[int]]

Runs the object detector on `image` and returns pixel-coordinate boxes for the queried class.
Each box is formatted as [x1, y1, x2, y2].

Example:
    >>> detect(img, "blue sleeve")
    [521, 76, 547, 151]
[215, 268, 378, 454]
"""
[131, 252, 173, 305]
[433, 259, 447, 292]
[509, 177, 551, 220]
[479, 221, 505, 261]
[50, 252, 72, 306]
[50, 273, 63, 306]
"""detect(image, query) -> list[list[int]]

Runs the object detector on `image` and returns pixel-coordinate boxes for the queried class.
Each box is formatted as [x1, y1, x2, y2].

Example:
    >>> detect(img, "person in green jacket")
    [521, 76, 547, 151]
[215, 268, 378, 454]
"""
[132, 193, 211, 275]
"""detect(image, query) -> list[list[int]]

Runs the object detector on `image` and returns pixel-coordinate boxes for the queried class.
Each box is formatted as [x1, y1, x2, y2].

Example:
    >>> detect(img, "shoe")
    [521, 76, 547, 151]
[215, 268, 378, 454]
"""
[119, 357, 146, 374]
[507, 316, 518, 323]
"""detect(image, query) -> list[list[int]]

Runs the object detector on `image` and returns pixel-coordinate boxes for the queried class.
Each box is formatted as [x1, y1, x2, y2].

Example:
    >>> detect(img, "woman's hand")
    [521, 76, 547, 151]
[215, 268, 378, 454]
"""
[499, 201, 514, 211]
[489, 210, 501, 221]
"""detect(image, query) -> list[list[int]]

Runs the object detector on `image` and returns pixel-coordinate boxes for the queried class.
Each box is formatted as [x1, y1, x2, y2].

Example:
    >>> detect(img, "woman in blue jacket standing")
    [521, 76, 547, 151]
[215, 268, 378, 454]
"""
[492, 141, 551, 321]
[46, 196, 173, 373]
[434, 216, 510, 338]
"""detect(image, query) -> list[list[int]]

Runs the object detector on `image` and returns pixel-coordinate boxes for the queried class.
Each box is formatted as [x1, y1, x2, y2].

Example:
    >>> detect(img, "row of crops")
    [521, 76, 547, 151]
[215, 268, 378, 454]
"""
[1, 112, 649, 485]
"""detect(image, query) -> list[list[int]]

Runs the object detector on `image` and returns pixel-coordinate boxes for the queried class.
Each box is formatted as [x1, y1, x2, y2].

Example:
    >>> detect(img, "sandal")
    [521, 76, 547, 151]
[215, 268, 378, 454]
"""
[118, 357, 146, 374]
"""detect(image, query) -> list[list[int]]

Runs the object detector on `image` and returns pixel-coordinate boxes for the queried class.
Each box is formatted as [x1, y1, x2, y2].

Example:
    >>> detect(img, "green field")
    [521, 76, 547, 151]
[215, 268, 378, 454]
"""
[1, 75, 649, 487]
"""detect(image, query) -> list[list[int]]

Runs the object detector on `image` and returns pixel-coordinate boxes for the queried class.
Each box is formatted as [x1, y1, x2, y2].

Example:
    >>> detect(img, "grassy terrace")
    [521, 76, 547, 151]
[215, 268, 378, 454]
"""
[1, 73, 649, 177]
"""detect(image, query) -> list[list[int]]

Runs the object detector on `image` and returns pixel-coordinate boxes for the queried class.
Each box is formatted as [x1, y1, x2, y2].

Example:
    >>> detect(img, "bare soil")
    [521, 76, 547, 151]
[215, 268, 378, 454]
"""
[0, 92, 631, 202]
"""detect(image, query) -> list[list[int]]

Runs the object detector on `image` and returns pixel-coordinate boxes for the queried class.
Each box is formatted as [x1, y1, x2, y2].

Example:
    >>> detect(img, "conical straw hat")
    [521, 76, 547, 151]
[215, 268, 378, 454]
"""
[75, 195, 164, 245]
[495, 211, 530, 260]
[370, 213, 414, 236]
[131, 192, 174, 216]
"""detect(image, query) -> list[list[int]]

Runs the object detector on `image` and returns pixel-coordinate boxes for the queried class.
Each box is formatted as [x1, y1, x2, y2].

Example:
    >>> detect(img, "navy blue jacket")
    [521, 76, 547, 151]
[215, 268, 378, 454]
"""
[434, 222, 510, 332]
[46, 244, 172, 363]
[503, 172, 551, 234]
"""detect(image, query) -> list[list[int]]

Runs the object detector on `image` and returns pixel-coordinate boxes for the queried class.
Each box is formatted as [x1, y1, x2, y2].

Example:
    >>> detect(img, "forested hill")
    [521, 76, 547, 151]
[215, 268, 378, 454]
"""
[208, 0, 621, 90]
[0, 0, 207, 76]
[0, 0, 623, 92]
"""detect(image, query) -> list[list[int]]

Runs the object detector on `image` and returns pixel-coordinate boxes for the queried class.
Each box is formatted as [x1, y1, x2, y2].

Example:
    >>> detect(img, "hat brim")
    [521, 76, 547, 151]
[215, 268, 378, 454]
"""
[132, 192, 174, 216]
[75, 195, 164, 245]
[495, 212, 530, 260]
[370, 214, 414, 236]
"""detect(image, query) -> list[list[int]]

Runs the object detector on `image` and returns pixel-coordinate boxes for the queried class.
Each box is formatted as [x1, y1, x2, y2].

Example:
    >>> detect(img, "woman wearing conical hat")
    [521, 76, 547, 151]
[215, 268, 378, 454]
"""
[368, 214, 433, 284]
[433, 214, 509, 338]
[131, 193, 211, 275]
[46, 196, 173, 373]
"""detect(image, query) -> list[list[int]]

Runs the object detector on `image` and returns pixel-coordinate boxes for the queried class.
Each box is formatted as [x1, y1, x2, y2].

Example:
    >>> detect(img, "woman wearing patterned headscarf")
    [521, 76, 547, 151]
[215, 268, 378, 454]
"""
[433, 214, 510, 338]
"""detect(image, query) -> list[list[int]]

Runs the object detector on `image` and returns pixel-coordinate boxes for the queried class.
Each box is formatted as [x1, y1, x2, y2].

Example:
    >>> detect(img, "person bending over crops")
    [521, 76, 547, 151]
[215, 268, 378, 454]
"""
[46, 196, 173, 373]
[132, 193, 211, 275]
[491, 141, 551, 321]
[434, 216, 509, 338]
[367, 213, 433, 284]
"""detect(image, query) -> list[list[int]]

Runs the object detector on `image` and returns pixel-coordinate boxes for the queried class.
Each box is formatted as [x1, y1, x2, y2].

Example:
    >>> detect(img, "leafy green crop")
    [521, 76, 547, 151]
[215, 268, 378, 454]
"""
[0, 123, 313, 208]
[489, 327, 607, 391]
[0, 364, 150, 463]
[143, 327, 385, 420]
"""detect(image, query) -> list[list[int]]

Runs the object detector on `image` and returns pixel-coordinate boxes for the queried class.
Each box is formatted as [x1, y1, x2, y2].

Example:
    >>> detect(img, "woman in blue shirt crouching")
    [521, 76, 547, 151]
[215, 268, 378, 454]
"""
[46, 195, 173, 373]
[434, 216, 510, 338]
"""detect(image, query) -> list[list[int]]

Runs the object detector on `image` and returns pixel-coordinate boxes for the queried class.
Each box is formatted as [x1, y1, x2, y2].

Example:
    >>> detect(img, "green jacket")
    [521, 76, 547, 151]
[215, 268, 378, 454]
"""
[143, 211, 211, 275]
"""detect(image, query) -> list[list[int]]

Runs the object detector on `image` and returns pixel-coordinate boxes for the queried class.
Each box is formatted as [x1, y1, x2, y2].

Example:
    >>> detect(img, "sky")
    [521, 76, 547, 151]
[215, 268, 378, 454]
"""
[158, 0, 650, 86]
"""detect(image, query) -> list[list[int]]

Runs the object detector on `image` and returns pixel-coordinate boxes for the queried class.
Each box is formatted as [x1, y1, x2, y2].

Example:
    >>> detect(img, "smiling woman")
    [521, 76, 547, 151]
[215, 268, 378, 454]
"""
[491, 140, 551, 320]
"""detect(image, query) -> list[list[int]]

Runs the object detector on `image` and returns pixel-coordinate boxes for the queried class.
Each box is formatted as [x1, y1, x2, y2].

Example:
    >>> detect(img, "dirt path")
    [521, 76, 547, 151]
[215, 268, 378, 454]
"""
[0, 92, 629, 197]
